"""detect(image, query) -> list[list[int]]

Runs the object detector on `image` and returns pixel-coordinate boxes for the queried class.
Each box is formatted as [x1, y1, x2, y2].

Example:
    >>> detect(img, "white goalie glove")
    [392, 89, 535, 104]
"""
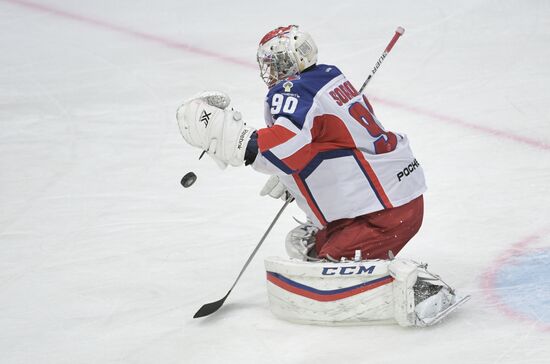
[176, 91, 255, 168]
[285, 221, 318, 260]
[260, 175, 290, 200]
[183, 90, 231, 110]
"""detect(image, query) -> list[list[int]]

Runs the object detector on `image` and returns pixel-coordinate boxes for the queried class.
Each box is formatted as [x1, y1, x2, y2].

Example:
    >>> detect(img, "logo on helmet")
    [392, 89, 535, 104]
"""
[296, 41, 313, 57]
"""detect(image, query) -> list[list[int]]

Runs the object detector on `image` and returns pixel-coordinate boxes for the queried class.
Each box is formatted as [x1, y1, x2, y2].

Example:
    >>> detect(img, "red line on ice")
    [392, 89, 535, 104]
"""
[371, 97, 550, 151]
[5, 0, 550, 152]
[2, 0, 257, 69]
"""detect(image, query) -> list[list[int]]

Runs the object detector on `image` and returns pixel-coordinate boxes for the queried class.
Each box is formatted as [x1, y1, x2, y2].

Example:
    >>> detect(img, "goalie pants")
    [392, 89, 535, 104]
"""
[314, 195, 424, 260]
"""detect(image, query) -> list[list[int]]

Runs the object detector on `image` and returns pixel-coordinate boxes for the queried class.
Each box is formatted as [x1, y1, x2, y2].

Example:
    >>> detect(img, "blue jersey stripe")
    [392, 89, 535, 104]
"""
[261, 150, 295, 174]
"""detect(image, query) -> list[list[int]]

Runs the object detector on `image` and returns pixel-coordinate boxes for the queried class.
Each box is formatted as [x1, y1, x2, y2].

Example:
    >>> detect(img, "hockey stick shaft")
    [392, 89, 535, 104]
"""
[228, 198, 291, 292]
[193, 198, 292, 318]
[358, 26, 405, 94]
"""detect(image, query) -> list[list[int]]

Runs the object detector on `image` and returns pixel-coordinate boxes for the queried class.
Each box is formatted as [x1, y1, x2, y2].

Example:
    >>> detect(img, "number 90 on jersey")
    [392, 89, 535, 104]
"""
[271, 94, 298, 114]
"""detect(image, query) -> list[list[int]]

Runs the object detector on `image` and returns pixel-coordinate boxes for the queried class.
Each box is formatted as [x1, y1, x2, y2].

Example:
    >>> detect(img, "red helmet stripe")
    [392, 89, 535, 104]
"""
[259, 25, 295, 45]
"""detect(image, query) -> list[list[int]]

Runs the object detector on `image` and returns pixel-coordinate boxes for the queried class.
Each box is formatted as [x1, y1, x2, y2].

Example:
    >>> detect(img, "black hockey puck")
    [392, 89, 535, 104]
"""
[181, 172, 197, 188]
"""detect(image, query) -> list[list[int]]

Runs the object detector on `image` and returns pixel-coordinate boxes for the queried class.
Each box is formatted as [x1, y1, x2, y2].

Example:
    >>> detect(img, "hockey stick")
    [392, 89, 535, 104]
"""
[358, 26, 405, 93]
[193, 198, 293, 318]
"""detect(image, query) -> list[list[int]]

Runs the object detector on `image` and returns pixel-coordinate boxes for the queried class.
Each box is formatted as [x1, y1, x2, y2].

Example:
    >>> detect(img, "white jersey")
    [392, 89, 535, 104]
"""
[252, 64, 426, 228]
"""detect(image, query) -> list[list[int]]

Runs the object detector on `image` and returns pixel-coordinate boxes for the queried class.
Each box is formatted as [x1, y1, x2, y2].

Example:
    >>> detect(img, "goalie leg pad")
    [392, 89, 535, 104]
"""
[264, 256, 469, 327]
[264, 256, 396, 325]
[389, 259, 418, 326]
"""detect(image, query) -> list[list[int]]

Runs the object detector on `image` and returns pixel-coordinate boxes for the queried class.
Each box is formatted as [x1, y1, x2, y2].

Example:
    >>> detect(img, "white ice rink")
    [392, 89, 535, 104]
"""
[1, 0, 550, 363]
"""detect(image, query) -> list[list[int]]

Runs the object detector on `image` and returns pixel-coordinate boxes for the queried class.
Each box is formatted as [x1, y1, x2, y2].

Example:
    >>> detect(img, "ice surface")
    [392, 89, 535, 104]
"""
[1, 0, 549, 363]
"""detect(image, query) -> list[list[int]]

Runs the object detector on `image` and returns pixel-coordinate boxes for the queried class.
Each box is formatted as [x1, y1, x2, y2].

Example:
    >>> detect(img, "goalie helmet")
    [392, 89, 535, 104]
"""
[257, 25, 318, 87]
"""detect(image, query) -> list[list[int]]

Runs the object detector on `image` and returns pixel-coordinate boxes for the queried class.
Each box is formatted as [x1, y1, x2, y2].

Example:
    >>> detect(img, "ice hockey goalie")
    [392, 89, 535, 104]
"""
[176, 25, 470, 326]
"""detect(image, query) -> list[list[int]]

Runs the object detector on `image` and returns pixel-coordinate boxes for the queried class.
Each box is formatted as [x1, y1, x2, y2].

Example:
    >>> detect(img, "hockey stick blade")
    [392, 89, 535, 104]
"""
[192, 199, 292, 319]
[193, 290, 231, 318]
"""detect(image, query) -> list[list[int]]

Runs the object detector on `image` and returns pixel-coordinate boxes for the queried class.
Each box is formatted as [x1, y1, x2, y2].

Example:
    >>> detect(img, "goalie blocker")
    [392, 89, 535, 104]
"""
[264, 256, 470, 327]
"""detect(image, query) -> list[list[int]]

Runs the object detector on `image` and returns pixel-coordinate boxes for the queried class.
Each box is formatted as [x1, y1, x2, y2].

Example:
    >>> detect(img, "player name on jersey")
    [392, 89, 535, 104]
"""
[329, 80, 359, 106]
